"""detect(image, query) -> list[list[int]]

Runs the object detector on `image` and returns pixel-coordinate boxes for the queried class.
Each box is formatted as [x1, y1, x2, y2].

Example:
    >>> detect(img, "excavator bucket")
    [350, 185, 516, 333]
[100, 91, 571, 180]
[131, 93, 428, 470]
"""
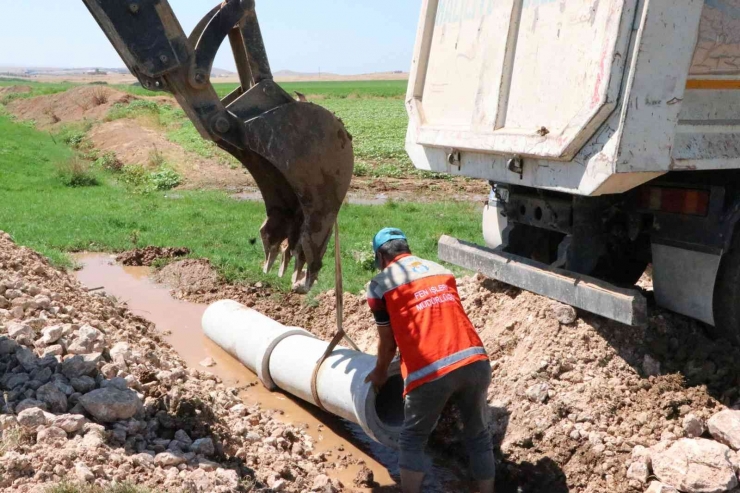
[80, 0, 353, 292]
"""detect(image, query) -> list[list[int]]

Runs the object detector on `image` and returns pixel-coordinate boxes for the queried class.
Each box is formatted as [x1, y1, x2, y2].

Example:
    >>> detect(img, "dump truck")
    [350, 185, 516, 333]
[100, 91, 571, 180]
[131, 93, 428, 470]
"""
[406, 0, 740, 341]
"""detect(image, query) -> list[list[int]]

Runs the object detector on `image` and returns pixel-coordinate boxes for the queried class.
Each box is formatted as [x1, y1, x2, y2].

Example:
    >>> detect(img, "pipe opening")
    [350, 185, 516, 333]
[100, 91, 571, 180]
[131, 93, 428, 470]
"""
[375, 374, 405, 428]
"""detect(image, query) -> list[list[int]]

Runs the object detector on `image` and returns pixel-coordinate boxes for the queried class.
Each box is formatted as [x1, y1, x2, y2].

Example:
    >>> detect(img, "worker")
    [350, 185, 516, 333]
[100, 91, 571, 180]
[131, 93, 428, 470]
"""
[364, 228, 495, 493]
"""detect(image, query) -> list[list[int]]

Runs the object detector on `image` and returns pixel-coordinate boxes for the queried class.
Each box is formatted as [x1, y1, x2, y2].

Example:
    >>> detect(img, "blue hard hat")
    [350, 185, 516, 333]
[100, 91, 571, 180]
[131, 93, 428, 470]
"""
[373, 228, 407, 254]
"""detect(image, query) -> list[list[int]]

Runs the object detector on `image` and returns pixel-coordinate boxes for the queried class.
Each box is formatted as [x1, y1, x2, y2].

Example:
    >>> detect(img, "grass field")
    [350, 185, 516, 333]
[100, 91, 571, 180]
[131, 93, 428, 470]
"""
[0, 113, 481, 294]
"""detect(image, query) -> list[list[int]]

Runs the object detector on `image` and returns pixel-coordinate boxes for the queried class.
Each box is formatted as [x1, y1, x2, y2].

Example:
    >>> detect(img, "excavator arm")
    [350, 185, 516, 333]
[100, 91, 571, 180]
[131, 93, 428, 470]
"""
[81, 0, 354, 292]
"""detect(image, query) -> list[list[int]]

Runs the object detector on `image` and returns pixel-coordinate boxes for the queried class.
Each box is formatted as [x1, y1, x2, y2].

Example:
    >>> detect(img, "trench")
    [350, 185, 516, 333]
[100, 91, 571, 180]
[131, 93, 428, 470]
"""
[73, 254, 468, 492]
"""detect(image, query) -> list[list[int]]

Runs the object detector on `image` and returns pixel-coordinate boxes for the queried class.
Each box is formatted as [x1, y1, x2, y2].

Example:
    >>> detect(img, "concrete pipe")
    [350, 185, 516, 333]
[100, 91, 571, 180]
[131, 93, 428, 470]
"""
[202, 300, 403, 448]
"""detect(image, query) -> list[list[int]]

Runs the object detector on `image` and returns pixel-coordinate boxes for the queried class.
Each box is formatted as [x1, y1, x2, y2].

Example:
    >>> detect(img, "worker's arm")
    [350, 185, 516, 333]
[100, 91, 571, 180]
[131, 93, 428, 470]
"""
[365, 325, 397, 389]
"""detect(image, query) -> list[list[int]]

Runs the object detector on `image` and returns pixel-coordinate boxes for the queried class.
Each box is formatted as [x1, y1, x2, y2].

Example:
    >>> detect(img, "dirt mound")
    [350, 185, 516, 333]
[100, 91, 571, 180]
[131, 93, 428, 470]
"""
[176, 269, 740, 492]
[88, 119, 255, 189]
[154, 258, 221, 294]
[7, 85, 135, 127]
[0, 232, 346, 493]
[116, 246, 190, 266]
[0, 85, 31, 96]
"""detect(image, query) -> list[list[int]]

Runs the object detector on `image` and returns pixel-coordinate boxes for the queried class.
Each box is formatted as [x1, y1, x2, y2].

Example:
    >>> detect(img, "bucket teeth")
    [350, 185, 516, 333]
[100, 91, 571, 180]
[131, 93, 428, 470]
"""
[244, 104, 353, 293]
[260, 218, 284, 274]
[278, 244, 292, 278]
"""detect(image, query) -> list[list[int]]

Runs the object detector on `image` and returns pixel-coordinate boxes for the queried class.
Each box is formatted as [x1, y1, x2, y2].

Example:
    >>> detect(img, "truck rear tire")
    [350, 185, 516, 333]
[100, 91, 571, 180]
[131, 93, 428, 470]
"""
[713, 231, 740, 345]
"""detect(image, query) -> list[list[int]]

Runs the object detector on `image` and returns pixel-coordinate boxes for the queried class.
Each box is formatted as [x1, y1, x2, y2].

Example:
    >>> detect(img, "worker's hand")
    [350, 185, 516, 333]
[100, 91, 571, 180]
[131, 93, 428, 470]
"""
[365, 367, 389, 390]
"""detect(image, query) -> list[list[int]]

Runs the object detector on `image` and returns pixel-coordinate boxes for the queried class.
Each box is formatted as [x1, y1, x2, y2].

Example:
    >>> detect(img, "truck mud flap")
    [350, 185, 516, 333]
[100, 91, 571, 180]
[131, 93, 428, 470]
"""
[439, 236, 647, 327]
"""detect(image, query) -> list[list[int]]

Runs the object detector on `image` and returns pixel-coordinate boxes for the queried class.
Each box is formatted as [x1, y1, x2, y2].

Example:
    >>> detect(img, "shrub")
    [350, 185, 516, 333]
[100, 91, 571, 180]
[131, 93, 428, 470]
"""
[119, 164, 150, 190]
[56, 156, 99, 187]
[95, 151, 124, 172]
[353, 161, 371, 177]
[118, 164, 181, 192]
[352, 249, 376, 272]
[63, 131, 85, 148]
[150, 166, 181, 191]
[0, 425, 23, 457]
[91, 87, 109, 106]
[147, 148, 165, 168]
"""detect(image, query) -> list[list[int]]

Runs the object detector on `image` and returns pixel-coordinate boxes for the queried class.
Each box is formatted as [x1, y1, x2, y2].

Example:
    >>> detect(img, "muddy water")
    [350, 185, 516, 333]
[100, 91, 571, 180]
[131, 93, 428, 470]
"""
[73, 254, 466, 492]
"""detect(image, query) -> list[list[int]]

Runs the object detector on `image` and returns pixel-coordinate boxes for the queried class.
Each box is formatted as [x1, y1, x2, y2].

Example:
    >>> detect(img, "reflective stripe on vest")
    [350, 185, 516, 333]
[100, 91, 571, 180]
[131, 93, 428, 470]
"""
[404, 346, 487, 387]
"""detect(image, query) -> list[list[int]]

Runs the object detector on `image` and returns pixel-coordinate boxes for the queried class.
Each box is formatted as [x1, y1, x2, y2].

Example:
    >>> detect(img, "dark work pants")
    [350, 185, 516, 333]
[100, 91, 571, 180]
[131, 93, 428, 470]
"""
[399, 359, 495, 481]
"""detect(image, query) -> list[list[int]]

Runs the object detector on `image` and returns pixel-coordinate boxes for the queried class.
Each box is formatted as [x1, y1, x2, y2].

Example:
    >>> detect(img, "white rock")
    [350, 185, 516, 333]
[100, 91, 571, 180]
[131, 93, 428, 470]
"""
[200, 357, 216, 368]
[131, 452, 155, 467]
[155, 451, 187, 467]
[41, 344, 63, 358]
[75, 462, 95, 482]
[627, 457, 650, 484]
[312, 474, 337, 493]
[0, 415, 18, 430]
[37, 426, 67, 443]
[525, 382, 550, 404]
[549, 302, 577, 324]
[708, 410, 740, 450]
[652, 438, 738, 493]
[50, 414, 87, 433]
[34, 296, 50, 309]
[77, 324, 104, 344]
[109, 342, 132, 362]
[7, 322, 32, 339]
[17, 408, 48, 429]
[38, 325, 62, 346]
[645, 482, 679, 493]
[197, 458, 219, 471]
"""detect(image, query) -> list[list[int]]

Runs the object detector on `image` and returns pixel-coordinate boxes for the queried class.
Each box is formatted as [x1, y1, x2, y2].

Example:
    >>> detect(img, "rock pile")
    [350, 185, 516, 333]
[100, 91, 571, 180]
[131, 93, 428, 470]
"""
[0, 232, 346, 492]
[625, 409, 740, 493]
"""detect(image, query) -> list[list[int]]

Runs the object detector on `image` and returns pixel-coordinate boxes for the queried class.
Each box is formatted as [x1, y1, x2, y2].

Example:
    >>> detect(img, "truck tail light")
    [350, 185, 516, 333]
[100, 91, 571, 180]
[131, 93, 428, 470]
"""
[638, 187, 710, 216]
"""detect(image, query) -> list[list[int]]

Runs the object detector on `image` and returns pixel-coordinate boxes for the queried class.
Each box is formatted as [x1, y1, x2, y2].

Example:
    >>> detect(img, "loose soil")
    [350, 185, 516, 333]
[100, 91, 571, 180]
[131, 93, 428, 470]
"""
[154, 258, 740, 493]
[87, 119, 254, 190]
[115, 247, 191, 267]
[0, 85, 31, 97]
[7, 86, 137, 127]
[154, 259, 221, 295]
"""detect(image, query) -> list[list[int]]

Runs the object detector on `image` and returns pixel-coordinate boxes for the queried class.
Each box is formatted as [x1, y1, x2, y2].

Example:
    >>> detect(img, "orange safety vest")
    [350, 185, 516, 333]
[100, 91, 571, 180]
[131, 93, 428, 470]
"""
[367, 254, 488, 395]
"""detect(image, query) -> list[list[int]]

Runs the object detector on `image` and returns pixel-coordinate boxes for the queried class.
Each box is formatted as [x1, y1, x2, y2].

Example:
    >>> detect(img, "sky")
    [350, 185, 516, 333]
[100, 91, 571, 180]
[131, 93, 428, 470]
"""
[0, 0, 421, 74]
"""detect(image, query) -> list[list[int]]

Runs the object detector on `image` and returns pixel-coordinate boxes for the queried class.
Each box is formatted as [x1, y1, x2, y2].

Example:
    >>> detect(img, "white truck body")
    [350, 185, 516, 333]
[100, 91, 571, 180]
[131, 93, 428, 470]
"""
[406, 0, 740, 334]
[406, 0, 740, 196]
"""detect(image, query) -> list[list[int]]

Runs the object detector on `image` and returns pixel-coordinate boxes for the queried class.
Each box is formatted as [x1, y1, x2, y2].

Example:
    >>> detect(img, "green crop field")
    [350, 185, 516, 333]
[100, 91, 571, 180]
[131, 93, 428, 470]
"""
[115, 79, 408, 99]
[0, 112, 481, 294]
